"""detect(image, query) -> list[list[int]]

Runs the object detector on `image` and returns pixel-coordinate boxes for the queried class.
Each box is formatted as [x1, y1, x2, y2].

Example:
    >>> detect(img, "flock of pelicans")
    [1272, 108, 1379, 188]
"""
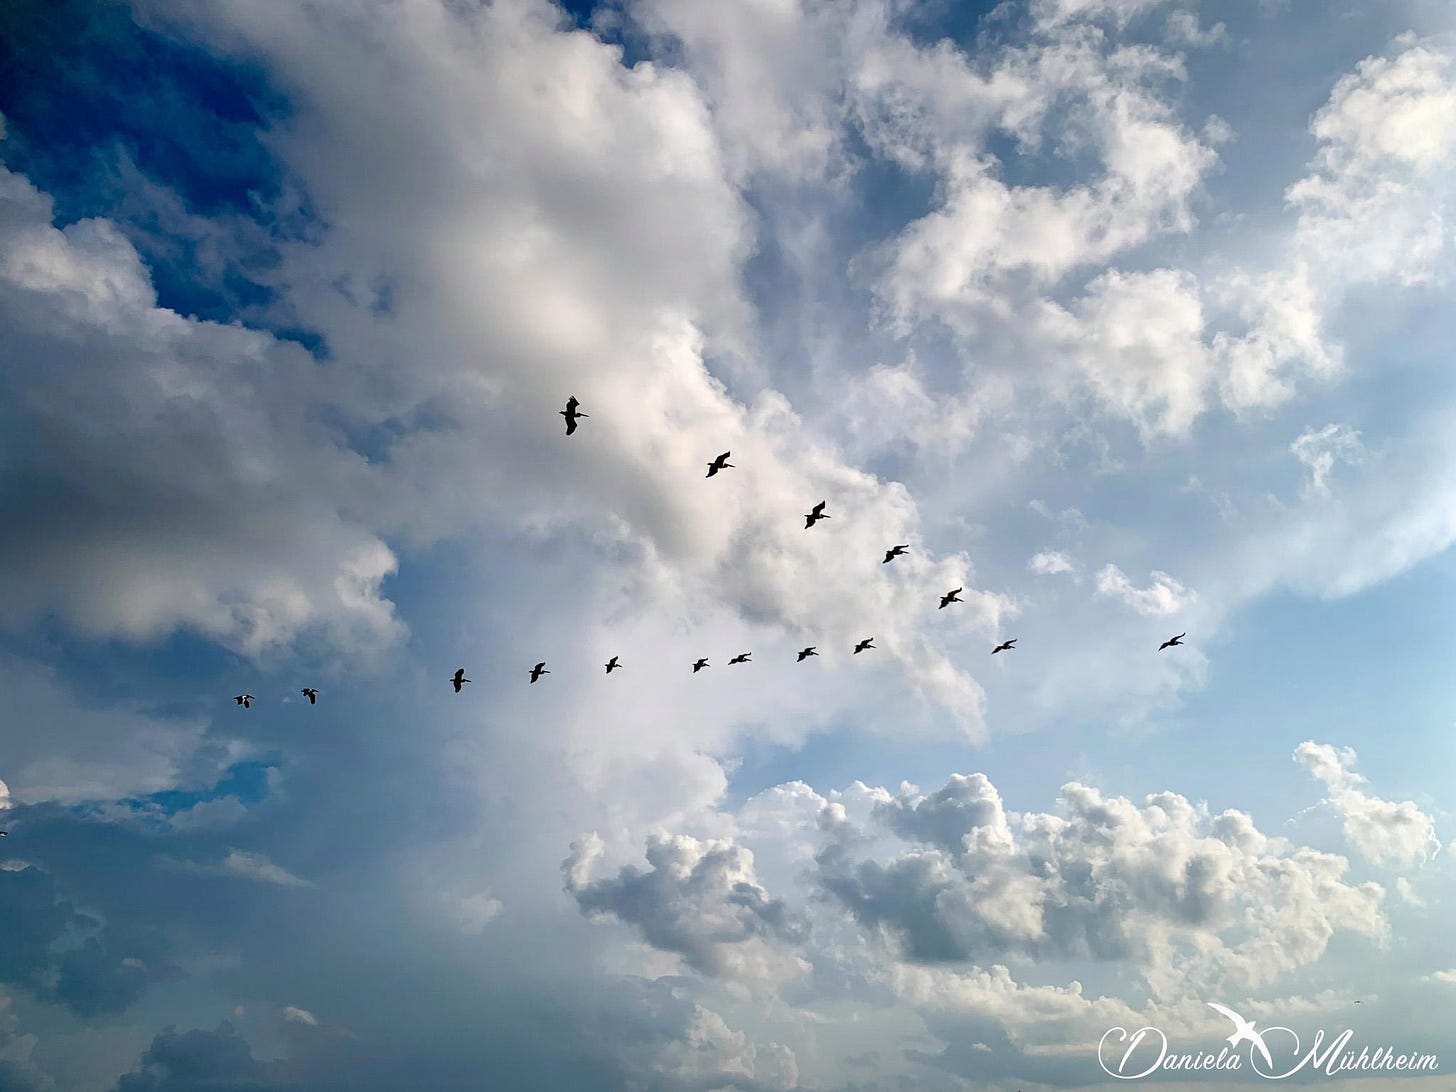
[223, 397, 1191, 711]
[0, 396, 1193, 840]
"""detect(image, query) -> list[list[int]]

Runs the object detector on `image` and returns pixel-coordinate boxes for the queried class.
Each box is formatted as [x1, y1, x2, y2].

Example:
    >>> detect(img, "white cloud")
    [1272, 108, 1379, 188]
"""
[869, 26, 1217, 339]
[1288, 37, 1456, 286]
[1095, 564, 1196, 615]
[166, 849, 313, 888]
[1291, 423, 1366, 497]
[564, 832, 810, 984]
[1028, 550, 1076, 576]
[0, 653, 243, 806]
[0, 165, 405, 659]
[1164, 10, 1226, 49]
[1045, 267, 1212, 438]
[1427, 969, 1456, 985]
[451, 892, 504, 936]
[1295, 741, 1442, 869]
[1396, 876, 1426, 907]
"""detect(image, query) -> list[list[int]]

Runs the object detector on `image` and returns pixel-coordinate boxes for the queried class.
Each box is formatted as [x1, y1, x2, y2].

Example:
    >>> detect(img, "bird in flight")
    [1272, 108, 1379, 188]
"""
[692, 658, 710, 673]
[1206, 1003, 1274, 1069]
[450, 668, 470, 693]
[804, 501, 830, 529]
[706, 451, 733, 477]
[605, 656, 620, 674]
[854, 638, 875, 654]
[939, 588, 962, 609]
[797, 646, 818, 662]
[234, 694, 254, 708]
[300, 687, 319, 704]
[1159, 632, 1186, 651]
[560, 396, 588, 436]
[530, 662, 550, 683]
[882, 544, 909, 564]
[991, 639, 1016, 654]
[0, 831, 8, 837]
[728, 653, 751, 664]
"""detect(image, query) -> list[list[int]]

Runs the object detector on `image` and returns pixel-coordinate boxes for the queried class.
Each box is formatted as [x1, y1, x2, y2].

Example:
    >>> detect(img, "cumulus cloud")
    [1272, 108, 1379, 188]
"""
[815, 776, 1389, 1000]
[870, 29, 1218, 337]
[0, 165, 405, 659]
[1294, 741, 1441, 869]
[1288, 35, 1456, 286]
[1094, 564, 1195, 615]
[6, 2, 1456, 1089]
[564, 832, 809, 982]
[108, 1015, 358, 1092]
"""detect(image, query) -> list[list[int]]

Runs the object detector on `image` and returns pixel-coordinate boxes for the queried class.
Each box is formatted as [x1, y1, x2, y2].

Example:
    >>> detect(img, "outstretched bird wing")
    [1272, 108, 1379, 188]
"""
[1206, 1002, 1242, 1028]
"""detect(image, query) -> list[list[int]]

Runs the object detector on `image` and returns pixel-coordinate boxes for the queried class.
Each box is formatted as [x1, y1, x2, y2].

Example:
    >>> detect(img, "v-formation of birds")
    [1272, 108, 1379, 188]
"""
[230, 398, 1189, 707]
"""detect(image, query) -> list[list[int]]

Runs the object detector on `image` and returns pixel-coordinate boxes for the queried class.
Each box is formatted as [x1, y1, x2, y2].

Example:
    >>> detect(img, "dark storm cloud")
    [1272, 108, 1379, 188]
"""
[0, 865, 162, 1017]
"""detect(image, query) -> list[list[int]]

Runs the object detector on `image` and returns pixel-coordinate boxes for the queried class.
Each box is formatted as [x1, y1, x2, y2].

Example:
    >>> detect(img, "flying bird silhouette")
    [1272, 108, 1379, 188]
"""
[706, 451, 733, 477]
[692, 658, 710, 673]
[854, 638, 875, 654]
[1159, 632, 1186, 651]
[451, 668, 470, 693]
[530, 662, 550, 683]
[300, 688, 319, 704]
[882, 544, 909, 564]
[991, 639, 1016, 654]
[728, 653, 751, 664]
[797, 646, 818, 662]
[939, 588, 963, 609]
[560, 396, 588, 435]
[233, 694, 253, 708]
[804, 501, 830, 529]
[0, 831, 7, 837]
[605, 656, 620, 674]
[1206, 1003, 1274, 1069]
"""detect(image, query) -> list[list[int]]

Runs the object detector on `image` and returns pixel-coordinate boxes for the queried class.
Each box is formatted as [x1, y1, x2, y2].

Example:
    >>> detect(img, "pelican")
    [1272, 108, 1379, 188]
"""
[451, 669, 470, 693]
[1158, 632, 1186, 651]
[991, 639, 1016, 654]
[234, 694, 254, 708]
[560, 396, 588, 435]
[692, 658, 710, 673]
[728, 653, 751, 664]
[605, 656, 620, 674]
[854, 638, 875, 654]
[530, 662, 550, 683]
[882, 544, 909, 564]
[797, 646, 818, 662]
[300, 688, 319, 704]
[706, 452, 733, 477]
[804, 501, 830, 529]
[938, 588, 962, 609]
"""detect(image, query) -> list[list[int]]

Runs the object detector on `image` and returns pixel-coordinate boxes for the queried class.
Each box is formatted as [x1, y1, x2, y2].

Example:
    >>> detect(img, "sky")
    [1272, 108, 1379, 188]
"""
[2, 0, 1456, 1088]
